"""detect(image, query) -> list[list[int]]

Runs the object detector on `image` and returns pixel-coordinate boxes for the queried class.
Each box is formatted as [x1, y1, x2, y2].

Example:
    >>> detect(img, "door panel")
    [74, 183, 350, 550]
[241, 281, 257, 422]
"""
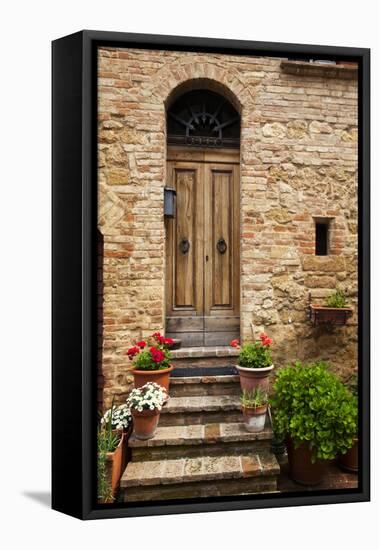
[174, 169, 196, 308]
[205, 164, 240, 318]
[166, 162, 204, 319]
[210, 169, 232, 308]
[166, 149, 240, 347]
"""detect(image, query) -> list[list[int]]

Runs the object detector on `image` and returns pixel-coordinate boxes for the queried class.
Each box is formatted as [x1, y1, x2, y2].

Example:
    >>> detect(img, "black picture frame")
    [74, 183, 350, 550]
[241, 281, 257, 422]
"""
[52, 30, 370, 520]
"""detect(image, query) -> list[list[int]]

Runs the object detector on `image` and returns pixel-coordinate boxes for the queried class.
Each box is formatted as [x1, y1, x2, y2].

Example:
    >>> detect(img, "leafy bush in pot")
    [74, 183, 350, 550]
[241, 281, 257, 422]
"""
[231, 333, 273, 369]
[270, 361, 357, 461]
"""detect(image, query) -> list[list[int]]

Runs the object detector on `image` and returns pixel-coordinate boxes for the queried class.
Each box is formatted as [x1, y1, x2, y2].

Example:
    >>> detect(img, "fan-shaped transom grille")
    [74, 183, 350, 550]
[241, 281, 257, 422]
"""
[167, 90, 240, 148]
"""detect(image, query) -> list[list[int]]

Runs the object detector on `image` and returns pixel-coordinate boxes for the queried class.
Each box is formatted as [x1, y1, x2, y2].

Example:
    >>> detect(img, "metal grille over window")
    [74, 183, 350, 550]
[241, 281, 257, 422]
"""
[167, 90, 240, 148]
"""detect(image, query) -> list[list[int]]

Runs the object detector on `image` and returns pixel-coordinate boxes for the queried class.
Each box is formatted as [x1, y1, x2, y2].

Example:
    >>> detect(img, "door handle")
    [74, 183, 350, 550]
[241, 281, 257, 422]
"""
[217, 238, 227, 254]
[179, 238, 190, 254]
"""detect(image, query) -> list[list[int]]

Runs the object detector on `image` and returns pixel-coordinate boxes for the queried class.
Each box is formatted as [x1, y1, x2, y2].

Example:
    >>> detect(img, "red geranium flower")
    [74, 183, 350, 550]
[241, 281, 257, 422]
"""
[230, 339, 240, 348]
[260, 333, 273, 347]
[137, 341, 146, 348]
[126, 346, 140, 359]
[152, 332, 166, 345]
[164, 337, 174, 345]
[150, 346, 165, 363]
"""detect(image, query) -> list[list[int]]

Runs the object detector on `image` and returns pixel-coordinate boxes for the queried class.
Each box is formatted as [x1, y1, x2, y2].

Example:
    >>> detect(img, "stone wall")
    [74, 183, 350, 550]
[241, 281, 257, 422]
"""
[98, 47, 358, 407]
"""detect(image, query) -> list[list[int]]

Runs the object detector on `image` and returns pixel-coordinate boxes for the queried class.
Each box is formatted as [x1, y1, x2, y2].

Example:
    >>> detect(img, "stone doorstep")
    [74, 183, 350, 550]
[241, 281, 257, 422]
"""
[121, 452, 280, 488]
[129, 421, 273, 448]
[170, 375, 240, 385]
[161, 395, 240, 414]
[171, 346, 239, 359]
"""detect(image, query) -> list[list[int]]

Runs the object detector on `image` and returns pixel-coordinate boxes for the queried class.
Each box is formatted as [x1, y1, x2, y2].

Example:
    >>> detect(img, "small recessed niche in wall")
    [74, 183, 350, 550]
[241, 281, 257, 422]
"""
[314, 218, 332, 256]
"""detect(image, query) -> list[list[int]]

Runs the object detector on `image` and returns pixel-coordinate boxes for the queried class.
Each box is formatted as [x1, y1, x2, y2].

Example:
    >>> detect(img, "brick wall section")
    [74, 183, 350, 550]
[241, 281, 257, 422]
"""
[98, 48, 358, 407]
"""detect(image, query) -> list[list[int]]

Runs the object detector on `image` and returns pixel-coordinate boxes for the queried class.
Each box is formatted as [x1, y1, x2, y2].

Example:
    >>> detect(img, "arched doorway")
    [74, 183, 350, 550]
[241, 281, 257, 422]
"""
[165, 89, 241, 347]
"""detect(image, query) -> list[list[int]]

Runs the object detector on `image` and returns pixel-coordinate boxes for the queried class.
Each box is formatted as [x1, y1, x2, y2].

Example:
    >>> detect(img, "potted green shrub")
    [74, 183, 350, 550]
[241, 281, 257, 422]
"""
[270, 361, 357, 485]
[126, 382, 167, 440]
[231, 333, 274, 392]
[240, 387, 268, 433]
[309, 289, 353, 326]
[126, 332, 174, 393]
[338, 373, 359, 472]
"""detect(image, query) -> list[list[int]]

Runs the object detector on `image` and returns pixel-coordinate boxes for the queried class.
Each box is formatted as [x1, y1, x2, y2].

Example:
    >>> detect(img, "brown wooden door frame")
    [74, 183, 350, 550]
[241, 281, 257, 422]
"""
[165, 146, 240, 346]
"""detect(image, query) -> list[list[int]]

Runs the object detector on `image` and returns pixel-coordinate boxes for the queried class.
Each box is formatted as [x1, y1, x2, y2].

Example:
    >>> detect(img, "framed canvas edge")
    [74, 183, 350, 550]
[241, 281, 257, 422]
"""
[52, 30, 370, 520]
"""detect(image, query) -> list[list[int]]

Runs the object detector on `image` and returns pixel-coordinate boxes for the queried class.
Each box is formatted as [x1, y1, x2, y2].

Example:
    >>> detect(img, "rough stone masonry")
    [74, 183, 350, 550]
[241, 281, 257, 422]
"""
[97, 47, 358, 407]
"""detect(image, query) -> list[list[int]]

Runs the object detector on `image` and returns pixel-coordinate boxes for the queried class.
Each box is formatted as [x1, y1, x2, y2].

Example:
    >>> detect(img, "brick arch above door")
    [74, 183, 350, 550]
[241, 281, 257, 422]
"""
[149, 60, 255, 110]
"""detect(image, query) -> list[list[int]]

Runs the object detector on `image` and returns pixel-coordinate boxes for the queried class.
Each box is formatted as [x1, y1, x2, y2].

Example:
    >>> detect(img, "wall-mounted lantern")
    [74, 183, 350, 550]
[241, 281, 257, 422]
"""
[164, 187, 176, 218]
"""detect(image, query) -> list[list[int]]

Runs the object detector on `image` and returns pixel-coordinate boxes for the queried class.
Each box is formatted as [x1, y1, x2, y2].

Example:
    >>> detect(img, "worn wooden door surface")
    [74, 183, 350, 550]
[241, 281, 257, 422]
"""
[166, 148, 240, 346]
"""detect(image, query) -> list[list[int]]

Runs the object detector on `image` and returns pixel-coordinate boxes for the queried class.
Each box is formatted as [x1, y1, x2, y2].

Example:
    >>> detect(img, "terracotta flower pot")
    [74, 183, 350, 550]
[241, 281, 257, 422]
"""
[338, 438, 358, 473]
[286, 438, 326, 486]
[131, 408, 161, 440]
[104, 431, 125, 497]
[236, 364, 274, 393]
[132, 365, 174, 393]
[241, 404, 267, 433]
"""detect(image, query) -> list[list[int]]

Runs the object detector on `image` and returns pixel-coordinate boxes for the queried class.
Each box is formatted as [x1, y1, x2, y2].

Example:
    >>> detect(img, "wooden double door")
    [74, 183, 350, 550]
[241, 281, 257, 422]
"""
[165, 147, 240, 347]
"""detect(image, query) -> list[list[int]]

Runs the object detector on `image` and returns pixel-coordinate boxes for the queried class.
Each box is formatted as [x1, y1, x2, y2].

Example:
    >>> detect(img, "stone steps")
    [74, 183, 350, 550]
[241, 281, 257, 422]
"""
[121, 452, 280, 502]
[129, 421, 273, 461]
[169, 375, 240, 397]
[120, 362, 279, 502]
[159, 395, 241, 426]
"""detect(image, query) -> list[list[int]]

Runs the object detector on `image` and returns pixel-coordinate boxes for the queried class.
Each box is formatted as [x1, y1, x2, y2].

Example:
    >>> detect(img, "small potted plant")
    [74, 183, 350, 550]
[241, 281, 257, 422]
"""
[126, 382, 167, 440]
[126, 332, 174, 393]
[101, 403, 133, 473]
[231, 333, 274, 392]
[270, 361, 358, 485]
[97, 404, 129, 503]
[309, 289, 353, 326]
[338, 373, 359, 472]
[97, 428, 121, 503]
[240, 387, 268, 433]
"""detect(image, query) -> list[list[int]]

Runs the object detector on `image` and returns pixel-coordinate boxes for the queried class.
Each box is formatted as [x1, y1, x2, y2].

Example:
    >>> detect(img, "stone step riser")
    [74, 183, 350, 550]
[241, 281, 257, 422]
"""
[170, 383, 240, 398]
[159, 410, 242, 427]
[123, 476, 278, 502]
[172, 356, 238, 370]
[132, 439, 271, 462]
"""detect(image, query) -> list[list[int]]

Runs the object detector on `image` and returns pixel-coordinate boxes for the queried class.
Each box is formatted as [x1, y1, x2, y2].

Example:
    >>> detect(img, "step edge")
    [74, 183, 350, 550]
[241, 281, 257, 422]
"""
[121, 454, 280, 488]
[170, 375, 240, 385]
[130, 425, 273, 448]
[162, 396, 241, 414]
[171, 347, 239, 359]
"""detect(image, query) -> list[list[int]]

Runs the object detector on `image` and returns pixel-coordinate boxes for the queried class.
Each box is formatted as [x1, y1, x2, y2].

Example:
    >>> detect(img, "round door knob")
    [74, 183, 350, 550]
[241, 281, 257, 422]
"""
[179, 238, 190, 254]
[217, 238, 227, 254]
